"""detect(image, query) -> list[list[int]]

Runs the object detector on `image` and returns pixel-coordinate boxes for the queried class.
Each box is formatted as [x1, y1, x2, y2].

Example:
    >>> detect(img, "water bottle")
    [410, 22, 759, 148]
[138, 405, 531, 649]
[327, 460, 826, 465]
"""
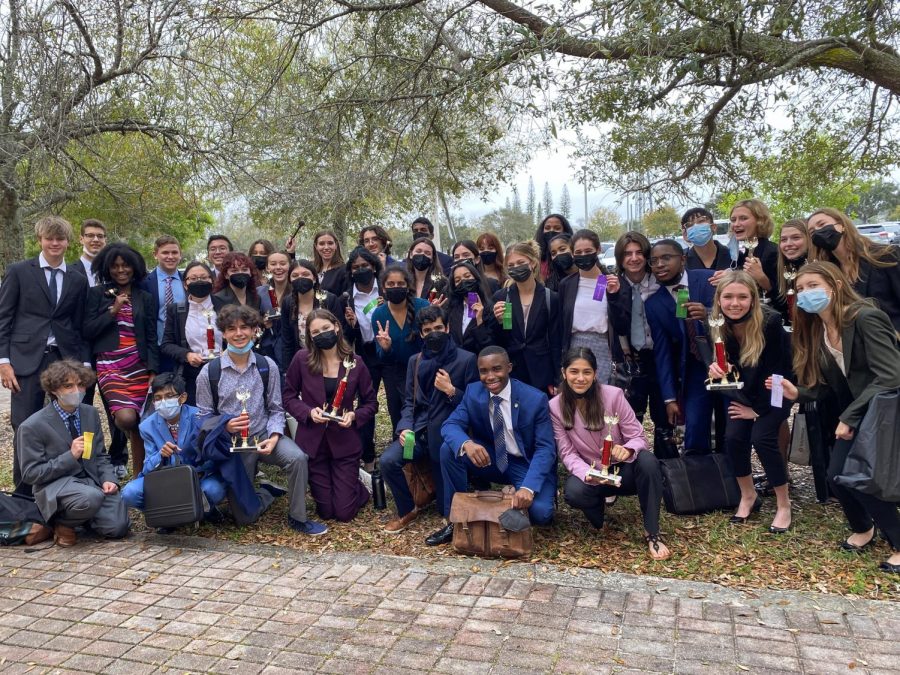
[372, 468, 387, 510]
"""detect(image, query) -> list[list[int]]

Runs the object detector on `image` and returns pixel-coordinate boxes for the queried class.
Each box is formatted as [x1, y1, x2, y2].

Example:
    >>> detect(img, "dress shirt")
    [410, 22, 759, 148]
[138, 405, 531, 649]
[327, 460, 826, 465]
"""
[489, 381, 522, 457]
[80, 255, 97, 287]
[572, 275, 608, 334]
[667, 271, 691, 302]
[824, 329, 846, 375]
[39, 252, 66, 348]
[353, 282, 380, 343]
[155, 267, 186, 343]
[52, 400, 81, 434]
[628, 273, 658, 349]
[186, 296, 221, 356]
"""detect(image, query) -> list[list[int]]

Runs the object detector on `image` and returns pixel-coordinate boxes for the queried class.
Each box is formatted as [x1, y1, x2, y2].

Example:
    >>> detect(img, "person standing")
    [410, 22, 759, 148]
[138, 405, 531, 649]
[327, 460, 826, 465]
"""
[72, 219, 108, 287]
[681, 208, 731, 271]
[206, 234, 234, 280]
[411, 217, 453, 274]
[141, 235, 185, 374]
[312, 230, 348, 295]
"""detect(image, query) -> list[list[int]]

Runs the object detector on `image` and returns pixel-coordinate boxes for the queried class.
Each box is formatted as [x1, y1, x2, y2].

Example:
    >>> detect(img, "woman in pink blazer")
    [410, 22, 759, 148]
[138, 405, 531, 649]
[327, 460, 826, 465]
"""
[550, 347, 671, 560]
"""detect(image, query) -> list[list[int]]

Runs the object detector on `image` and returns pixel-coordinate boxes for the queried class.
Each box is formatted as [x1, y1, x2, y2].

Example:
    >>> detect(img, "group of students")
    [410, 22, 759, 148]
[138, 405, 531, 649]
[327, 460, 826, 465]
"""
[1, 202, 898, 572]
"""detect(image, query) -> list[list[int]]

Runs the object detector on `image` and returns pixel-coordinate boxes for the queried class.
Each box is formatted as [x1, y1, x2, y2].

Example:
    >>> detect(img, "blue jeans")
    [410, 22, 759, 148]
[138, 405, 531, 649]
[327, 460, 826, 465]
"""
[439, 442, 556, 524]
[121, 474, 227, 512]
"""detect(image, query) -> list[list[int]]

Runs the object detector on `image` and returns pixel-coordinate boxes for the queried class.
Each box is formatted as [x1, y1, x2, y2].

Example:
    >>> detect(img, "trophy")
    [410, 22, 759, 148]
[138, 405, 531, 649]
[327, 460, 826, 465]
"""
[195, 251, 209, 266]
[264, 273, 281, 319]
[315, 287, 327, 303]
[783, 269, 798, 330]
[743, 237, 759, 258]
[705, 313, 744, 391]
[202, 309, 219, 360]
[428, 272, 444, 303]
[321, 356, 357, 422]
[586, 414, 623, 487]
[230, 387, 259, 452]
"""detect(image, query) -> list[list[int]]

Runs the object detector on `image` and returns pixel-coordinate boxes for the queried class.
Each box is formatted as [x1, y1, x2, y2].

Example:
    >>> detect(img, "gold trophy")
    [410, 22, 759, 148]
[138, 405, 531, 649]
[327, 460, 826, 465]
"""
[321, 356, 357, 422]
[230, 387, 259, 452]
[586, 414, 622, 487]
[705, 313, 744, 391]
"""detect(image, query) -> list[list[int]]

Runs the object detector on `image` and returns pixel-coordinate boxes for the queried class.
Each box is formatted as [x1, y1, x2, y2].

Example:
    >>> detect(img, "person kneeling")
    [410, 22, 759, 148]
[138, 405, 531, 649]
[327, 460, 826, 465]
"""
[550, 348, 671, 560]
[121, 373, 227, 528]
[427, 346, 557, 546]
[15, 360, 129, 547]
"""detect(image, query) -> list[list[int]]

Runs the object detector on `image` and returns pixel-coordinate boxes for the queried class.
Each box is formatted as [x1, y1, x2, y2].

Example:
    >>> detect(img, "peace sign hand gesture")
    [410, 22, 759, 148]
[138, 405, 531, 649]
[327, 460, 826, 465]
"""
[375, 320, 392, 352]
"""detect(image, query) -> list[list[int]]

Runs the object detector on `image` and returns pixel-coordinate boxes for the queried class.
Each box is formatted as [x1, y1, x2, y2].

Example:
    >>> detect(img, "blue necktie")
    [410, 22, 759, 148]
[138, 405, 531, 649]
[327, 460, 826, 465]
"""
[491, 395, 509, 473]
[630, 283, 646, 350]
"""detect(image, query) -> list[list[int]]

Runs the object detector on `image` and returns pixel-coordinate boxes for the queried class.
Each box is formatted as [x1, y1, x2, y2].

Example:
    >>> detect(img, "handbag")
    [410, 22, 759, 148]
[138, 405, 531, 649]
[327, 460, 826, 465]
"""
[0, 492, 51, 546]
[144, 454, 204, 529]
[788, 412, 811, 466]
[402, 356, 436, 509]
[449, 489, 532, 559]
[834, 390, 900, 502]
[659, 454, 741, 515]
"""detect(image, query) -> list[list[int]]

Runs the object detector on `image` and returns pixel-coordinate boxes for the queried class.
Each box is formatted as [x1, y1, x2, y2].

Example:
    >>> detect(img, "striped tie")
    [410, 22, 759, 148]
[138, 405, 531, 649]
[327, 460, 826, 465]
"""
[491, 395, 509, 473]
[164, 276, 174, 307]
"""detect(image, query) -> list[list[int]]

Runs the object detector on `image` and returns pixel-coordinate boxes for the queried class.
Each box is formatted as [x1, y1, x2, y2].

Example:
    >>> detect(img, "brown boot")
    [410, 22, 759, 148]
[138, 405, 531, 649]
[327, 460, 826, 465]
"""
[384, 510, 418, 534]
[24, 523, 52, 545]
[53, 524, 77, 547]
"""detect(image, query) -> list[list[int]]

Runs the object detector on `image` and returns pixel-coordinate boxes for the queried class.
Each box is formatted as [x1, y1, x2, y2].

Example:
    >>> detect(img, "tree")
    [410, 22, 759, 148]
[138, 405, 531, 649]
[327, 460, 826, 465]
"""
[511, 186, 522, 214]
[542, 182, 554, 216]
[587, 207, 624, 242]
[526, 176, 536, 225]
[855, 181, 900, 222]
[476, 207, 535, 244]
[559, 185, 572, 219]
[642, 206, 681, 239]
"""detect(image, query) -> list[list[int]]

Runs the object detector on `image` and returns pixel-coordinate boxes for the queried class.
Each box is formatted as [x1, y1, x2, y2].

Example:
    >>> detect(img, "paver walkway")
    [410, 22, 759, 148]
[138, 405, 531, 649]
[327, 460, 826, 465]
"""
[0, 535, 897, 674]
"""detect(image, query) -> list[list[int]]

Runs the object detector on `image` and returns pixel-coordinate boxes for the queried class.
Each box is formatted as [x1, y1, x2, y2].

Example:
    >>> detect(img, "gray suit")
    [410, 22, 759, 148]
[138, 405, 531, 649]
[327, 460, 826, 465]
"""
[15, 403, 129, 536]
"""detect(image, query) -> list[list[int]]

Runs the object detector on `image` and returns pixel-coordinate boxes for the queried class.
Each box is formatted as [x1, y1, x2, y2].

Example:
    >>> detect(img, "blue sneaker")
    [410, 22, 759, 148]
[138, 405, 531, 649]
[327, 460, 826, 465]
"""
[288, 517, 328, 536]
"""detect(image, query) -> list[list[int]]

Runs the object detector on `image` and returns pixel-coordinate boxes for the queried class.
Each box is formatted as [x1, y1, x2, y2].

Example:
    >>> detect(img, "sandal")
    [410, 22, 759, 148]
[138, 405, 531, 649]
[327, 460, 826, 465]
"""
[645, 534, 671, 561]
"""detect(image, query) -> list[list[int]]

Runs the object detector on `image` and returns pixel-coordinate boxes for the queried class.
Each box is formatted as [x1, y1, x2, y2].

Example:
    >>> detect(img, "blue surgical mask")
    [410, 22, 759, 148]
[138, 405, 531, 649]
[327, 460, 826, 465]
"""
[226, 341, 255, 355]
[796, 288, 831, 314]
[727, 233, 740, 262]
[685, 223, 713, 247]
[154, 397, 182, 420]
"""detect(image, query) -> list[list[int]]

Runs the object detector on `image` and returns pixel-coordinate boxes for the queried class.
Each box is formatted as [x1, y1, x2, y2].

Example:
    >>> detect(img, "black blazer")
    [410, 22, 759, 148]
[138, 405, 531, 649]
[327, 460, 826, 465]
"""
[722, 309, 791, 414]
[83, 284, 159, 373]
[447, 296, 494, 355]
[606, 274, 641, 362]
[0, 258, 89, 375]
[855, 248, 900, 332]
[489, 284, 560, 390]
[319, 266, 349, 296]
[558, 271, 612, 357]
[280, 291, 344, 368]
[737, 238, 779, 304]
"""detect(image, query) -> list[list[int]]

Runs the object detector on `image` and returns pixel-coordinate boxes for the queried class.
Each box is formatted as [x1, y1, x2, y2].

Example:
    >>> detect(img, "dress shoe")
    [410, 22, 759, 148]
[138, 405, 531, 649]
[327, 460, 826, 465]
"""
[384, 510, 418, 534]
[729, 497, 762, 524]
[769, 524, 791, 534]
[25, 523, 52, 545]
[841, 535, 875, 553]
[425, 522, 454, 546]
[878, 561, 900, 574]
[53, 524, 77, 547]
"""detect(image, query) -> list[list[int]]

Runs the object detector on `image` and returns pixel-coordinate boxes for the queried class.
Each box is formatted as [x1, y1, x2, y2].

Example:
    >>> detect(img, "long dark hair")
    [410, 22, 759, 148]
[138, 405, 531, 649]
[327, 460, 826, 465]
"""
[448, 260, 492, 307]
[92, 243, 148, 285]
[558, 348, 605, 431]
[406, 236, 442, 279]
[535, 213, 574, 263]
[290, 259, 321, 324]
[544, 233, 573, 291]
[380, 264, 418, 343]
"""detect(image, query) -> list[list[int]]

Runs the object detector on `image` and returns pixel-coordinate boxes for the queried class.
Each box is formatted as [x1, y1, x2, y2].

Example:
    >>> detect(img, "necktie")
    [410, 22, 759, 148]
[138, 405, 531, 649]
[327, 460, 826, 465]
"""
[66, 413, 79, 440]
[491, 395, 509, 473]
[630, 283, 646, 351]
[47, 267, 59, 306]
[678, 285, 704, 362]
[164, 276, 174, 307]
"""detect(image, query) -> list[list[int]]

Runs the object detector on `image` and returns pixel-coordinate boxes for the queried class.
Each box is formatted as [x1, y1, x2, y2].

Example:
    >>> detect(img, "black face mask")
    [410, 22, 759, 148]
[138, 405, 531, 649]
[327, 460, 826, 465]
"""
[552, 253, 574, 272]
[187, 281, 212, 299]
[573, 253, 598, 271]
[352, 268, 374, 286]
[384, 287, 408, 305]
[311, 330, 338, 350]
[508, 265, 532, 282]
[251, 255, 268, 271]
[423, 330, 450, 353]
[811, 225, 843, 252]
[572, 381, 596, 399]
[543, 231, 559, 247]
[454, 279, 478, 296]
[480, 251, 497, 266]
[411, 254, 432, 271]
[412, 231, 429, 240]
[229, 273, 251, 289]
[724, 310, 753, 325]
[292, 278, 314, 295]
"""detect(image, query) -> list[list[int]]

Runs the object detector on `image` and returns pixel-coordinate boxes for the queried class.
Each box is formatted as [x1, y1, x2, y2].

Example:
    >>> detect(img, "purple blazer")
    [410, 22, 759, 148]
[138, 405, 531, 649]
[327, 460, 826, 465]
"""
[549, 385, 648, 482]
[283, 350, 377, 460]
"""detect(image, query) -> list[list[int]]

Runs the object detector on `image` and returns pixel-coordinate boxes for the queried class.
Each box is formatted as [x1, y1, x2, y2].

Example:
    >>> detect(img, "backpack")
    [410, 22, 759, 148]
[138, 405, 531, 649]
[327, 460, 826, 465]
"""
[207, 356, 270, 412]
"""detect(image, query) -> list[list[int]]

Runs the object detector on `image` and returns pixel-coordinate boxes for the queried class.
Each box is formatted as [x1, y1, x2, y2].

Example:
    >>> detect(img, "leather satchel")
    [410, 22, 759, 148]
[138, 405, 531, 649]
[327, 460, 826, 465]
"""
[449, 489, 532, 558]
[403, 456, 435, 509]
[144, 455, 204, 529]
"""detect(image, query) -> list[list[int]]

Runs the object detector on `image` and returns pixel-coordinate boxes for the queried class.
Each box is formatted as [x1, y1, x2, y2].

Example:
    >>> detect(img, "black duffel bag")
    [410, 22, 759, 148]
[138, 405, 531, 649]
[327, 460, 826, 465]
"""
[659, 453, 741, 515]
[834, 390, 900, 503]
[0, 491, 49, 546]
[144, 455, 204, 529]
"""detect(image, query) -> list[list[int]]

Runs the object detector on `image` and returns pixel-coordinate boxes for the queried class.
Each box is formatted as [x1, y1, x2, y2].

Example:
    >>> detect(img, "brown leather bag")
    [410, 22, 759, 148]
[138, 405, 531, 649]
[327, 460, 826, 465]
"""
[403, 457, 435, 508]
[449, 489, 533, 559]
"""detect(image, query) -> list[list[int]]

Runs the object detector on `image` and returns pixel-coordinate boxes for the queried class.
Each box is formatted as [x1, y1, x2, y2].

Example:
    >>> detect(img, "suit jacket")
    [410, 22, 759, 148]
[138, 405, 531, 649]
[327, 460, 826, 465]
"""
[447, 297, 495, 355]
[855, 249, 900, 332]
[83, 284, 160, 373]
[283, 351, 377, 460]
[441, 378, 557, 493]
[140, 268, 184, 335]
[15, 403, 116, 520]
[68, 257, 95, 285]
[645, 269, 716, 402]
[549, 385, 649, 482]
[280, 291, 346, 368]
[488, 284, 561, 390]
[319, 266, 349, 296]
[0, 258, 89, 374]
[797, 304, 900, 428]
[137, 404, 206, 477]
[557, 271, 612, 357]
[606, 274, 649, 362]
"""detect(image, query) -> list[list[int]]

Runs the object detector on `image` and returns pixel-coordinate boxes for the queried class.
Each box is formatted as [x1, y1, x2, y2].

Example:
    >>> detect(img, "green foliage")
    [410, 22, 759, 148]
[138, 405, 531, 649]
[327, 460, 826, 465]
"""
[475, 207, 537, 246]
[586, 207, 625, 241]
[854, 181, 900, 222]
[641, 206, 681, 238]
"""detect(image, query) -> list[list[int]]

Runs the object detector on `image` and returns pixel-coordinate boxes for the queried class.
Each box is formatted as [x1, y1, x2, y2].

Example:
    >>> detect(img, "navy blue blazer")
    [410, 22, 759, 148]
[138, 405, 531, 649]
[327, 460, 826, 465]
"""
[645, 270, 715, 402]
[140, 269, 184, 334]
[441, 378, 557, 493]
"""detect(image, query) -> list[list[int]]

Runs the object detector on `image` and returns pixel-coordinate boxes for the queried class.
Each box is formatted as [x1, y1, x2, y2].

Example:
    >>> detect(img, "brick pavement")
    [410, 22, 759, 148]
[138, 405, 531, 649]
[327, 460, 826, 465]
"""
[0, 536, 897, 674]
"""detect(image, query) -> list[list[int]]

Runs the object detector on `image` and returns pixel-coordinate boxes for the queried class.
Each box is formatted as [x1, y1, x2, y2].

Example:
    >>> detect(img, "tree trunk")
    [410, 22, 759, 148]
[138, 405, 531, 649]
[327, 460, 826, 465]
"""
[0, 183, 23, 272]
[331, 207, 348, 249]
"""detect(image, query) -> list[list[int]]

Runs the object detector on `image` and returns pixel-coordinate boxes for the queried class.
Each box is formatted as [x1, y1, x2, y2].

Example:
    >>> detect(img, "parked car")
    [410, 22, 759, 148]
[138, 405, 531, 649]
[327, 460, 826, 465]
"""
[874, 222, 900, 245]
[858, 223, 891, 243]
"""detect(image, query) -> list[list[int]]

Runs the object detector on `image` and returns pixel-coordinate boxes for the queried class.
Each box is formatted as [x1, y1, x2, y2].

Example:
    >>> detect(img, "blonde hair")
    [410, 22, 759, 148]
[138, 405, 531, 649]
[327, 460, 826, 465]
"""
[730, 199, 774, 239]
[711, 270, 765, 367]
[776, 218, 810, 299]
[34, 215, 73, 241]
[807, 207, 896, 283]
[504, 241, 541, 285]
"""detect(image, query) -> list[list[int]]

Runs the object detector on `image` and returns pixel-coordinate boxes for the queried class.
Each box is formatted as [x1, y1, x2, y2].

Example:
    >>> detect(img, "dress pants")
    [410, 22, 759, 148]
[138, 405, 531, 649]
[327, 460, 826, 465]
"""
[380, 361, 406, 435]
[306, 437, 369, 521]
[724, 403, 791, 486]
[625, 349, 672, 454]
[563, 450, 663, 534]
[241, 436, 309, 523]
[681, 362, 713, 454]
[11, 348, 61, 486]
[55, 477, 130, 538]
[357, 343, 383, 465]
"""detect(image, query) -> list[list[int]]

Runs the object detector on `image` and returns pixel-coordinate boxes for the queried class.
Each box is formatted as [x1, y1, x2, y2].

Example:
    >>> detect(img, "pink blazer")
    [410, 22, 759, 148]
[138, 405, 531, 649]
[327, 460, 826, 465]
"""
[549, 385, 648, 481]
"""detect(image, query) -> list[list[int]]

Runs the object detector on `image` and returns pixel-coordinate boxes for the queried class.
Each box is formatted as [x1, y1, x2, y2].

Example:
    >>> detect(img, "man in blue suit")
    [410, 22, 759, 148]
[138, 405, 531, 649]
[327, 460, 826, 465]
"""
[645, 240, 716, 453]
[427, 346, 557, 546]
[140, 235, 184, 374]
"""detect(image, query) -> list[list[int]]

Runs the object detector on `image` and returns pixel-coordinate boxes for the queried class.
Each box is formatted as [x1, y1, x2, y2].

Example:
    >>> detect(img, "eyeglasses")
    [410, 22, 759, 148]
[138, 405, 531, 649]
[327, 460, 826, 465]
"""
[649, 254, 679, 266]
[82, 233, 106, 240]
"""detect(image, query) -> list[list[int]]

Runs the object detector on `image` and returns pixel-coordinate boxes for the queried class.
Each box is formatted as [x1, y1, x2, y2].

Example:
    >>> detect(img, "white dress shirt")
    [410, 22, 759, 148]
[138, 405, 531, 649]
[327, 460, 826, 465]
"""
[186, 296, 221, 356]
[489, 381, 523, 457]
[572, 275, 608, 334]
[353, 282, 380, 343]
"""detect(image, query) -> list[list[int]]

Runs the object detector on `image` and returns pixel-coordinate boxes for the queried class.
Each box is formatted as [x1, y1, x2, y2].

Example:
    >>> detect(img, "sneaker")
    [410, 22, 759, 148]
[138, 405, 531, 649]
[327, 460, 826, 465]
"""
[259, 480, 288, 498]
[384, 509, 418, 534]
[288, 517, 328, 536]
[358, 468, 373, 495]
[204, 504, 224, 524]
[114, 465, 127, 480]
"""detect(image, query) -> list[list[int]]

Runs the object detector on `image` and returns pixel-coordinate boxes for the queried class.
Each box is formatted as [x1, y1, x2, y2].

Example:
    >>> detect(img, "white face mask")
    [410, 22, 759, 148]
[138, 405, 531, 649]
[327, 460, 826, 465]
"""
[57, 390, 85, 408]
[153, 397, 182, 420]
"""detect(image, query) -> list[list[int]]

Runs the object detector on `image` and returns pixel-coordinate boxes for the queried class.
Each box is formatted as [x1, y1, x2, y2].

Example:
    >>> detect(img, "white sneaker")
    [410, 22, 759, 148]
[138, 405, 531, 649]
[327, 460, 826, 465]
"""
[358, 468, 373, 495]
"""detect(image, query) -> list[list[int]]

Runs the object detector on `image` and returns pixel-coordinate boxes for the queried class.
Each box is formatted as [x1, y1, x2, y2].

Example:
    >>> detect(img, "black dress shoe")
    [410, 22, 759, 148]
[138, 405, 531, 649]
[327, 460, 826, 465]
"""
[425, 523, 454, 546]
[878, 561, 900, 574]
[841, 536, 875, 553]
[729, 497, 762, 524]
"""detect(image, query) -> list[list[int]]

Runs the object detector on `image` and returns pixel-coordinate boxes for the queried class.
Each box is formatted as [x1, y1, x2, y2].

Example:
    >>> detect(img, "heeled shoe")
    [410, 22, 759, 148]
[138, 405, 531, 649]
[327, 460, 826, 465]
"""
[878, 561, 900, 574]
[840, 535, 875, 553]
[769, 523, 791, 534]
[729, 497, 762, 524]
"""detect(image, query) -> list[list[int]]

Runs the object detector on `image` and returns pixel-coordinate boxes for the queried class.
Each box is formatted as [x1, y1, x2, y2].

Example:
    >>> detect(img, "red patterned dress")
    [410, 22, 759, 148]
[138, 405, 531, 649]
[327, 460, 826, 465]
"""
[96, 300, 151, 413]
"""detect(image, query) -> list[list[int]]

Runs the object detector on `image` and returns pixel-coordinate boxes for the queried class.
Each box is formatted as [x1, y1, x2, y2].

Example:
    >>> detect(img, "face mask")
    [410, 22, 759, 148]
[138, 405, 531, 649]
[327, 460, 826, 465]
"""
[226, 340, 254, 354]
[685, 223, 713, 247]
[573, 253, 598, 271]
[480, 251, 497, 266]
[312, 330, 338, 350]
[384, 287, 408, 305]
[797, 288, 831, 314]
[411, 254, 432, 271]
[552, 253, 574, 272]
[571, 381, 596, 400]
[229, 272, 251, 289]
[724, 310, 752, 325]
[352, 268, 374, 286]
[187, 281, 212, 299]
[543, 231, 558, 247]
[811, 225, 842, 252]
[423, 330, 450, 353]
[727, 233, 740, 262]
[413, 231, 428, 240]
[251, 255, 268, 271]
[454, 279, 478, 296]
[507, 265, 532, 282]
[154, 397, 182, 420]
[57, 390, 84, 408]
[292, 278, 314, 295]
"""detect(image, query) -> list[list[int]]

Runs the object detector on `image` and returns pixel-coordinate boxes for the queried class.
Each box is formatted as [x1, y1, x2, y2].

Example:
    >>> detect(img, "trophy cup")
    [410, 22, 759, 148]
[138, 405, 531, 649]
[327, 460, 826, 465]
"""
[264, 273, 281, 319]
[202, 309, 219, 360]
[743, 237, 759, 258]
[230, 387, 259, 452]
[705, 313, 744, 391]
[321, 356, 357, 422]
[315, 287, 327, 303]
[783, 269, 798, 331]
[586, 414, 623, 487]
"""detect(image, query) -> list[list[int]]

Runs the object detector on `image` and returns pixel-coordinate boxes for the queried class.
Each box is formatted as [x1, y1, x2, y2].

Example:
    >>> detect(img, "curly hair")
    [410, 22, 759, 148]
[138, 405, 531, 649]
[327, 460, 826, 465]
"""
[212, 252, 262, 293]
[40, 359, 95, 397]
[91, 243, 148, 284]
